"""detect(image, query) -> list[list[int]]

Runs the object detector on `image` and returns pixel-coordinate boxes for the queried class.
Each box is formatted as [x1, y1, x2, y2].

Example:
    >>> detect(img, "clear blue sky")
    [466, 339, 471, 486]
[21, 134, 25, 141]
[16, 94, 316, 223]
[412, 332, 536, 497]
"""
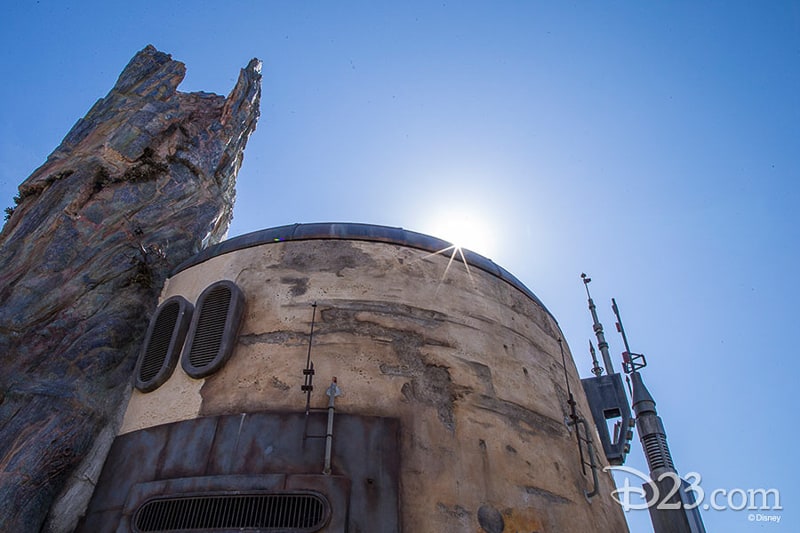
[2, 2, 797, 531]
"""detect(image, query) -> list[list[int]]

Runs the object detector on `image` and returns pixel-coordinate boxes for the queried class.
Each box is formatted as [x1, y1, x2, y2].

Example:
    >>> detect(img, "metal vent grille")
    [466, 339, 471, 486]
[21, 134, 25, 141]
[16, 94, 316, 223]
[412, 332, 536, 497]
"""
[189, 285, 232, 368]
[181, 280, 245, 379]
[135, 296, 193, 392]
[643, 433, 675, 471]
[133, 492, 330, 532]
[140, 302, 180, 382]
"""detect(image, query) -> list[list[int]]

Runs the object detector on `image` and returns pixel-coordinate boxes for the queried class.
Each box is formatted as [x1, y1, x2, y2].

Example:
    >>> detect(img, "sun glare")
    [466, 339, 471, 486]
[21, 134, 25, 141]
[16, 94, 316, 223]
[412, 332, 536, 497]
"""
[426, 208, 497, 259]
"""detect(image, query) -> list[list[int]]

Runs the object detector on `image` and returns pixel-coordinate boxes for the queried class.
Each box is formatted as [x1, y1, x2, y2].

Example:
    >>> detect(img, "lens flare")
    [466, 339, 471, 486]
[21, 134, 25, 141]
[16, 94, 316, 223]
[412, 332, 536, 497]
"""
[427, 208, 496, 259]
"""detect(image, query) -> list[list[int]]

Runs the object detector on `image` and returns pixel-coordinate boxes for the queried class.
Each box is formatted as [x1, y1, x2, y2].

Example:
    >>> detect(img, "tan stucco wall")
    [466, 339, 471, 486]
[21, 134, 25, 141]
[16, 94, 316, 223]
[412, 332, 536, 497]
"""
[120, 238, 628, 532]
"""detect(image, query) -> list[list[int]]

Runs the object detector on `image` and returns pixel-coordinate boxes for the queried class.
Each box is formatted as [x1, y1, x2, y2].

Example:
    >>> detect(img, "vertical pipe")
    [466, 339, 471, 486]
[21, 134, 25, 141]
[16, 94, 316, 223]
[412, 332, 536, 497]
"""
[323, 395, 335, 475]
[323, 377, 341, 475]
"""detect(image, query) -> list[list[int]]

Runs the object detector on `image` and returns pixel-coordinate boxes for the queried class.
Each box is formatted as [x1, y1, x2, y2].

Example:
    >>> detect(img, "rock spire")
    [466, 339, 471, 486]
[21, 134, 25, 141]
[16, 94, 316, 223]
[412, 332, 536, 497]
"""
[0, 45, 261, 531]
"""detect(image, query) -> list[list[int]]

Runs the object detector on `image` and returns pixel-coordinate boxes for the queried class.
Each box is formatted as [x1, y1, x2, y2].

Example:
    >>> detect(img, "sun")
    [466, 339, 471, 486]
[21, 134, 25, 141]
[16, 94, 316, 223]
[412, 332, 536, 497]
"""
[426, 207, 497, 259]
[414, 205, 501, 290]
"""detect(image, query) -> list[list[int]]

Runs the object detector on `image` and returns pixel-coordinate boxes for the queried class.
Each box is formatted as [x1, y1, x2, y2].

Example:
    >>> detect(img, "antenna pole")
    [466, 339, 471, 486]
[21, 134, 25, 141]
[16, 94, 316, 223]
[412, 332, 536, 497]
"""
[610, 298, 706, 532]
[589, 340, 603, 377]
[611, 298, 647, 373]
[581, 273, 616, 374]
[612, 298, 633, 355]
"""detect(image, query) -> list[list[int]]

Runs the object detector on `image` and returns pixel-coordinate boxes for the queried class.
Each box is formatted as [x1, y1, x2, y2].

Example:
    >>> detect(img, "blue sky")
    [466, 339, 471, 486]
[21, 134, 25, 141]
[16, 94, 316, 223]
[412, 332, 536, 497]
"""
[2, 2, 797, 531]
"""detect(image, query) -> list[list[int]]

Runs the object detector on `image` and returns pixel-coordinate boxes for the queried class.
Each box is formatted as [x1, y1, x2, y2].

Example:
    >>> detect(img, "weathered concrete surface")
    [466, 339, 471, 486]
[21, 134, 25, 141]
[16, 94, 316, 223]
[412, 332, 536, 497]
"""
[120, 238, 630, 532]
[0, 45, 260, 532]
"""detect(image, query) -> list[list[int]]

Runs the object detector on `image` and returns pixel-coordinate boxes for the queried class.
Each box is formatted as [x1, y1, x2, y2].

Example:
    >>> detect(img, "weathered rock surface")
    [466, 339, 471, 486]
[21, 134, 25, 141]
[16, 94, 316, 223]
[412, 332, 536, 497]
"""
[0, 45, 261, 531]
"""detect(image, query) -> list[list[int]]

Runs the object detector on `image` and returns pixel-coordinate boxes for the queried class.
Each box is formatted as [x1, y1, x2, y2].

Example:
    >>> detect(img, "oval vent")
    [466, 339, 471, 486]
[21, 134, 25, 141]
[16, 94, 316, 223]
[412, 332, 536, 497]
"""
[133, 492, 330, 532]
[135, 296, 193, 392]
[181, 280, 245, 379]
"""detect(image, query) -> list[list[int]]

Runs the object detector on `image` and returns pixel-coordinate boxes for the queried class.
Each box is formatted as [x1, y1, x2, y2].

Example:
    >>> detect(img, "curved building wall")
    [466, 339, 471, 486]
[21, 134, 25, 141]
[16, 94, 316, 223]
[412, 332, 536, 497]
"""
[86, 224, 628, 532]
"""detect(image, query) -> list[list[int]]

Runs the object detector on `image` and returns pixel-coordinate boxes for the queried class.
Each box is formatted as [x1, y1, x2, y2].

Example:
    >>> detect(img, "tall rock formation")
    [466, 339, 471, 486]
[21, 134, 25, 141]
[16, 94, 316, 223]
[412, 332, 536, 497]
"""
[0, 45, 261, 531]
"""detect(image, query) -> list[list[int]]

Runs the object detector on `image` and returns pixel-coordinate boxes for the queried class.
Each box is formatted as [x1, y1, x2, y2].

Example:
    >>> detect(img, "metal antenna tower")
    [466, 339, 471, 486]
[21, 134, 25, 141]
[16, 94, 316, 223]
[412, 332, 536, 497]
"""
[612, 298, 706, 533]
[577, 274, 634, 466]
[581, 273, 616, 374]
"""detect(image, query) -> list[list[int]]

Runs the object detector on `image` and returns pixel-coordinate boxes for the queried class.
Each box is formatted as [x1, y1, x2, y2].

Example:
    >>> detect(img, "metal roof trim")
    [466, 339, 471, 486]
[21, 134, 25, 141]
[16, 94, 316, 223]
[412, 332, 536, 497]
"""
[172, 222, 553, 319]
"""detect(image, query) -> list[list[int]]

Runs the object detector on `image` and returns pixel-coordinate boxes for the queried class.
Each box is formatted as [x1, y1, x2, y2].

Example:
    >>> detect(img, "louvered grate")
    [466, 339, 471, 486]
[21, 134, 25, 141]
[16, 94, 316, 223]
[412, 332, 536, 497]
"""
[643, 433, 675, 471]
[133, 492, 329, 532]
[189, 286, 232, 369]
[139, 302, 180, 382]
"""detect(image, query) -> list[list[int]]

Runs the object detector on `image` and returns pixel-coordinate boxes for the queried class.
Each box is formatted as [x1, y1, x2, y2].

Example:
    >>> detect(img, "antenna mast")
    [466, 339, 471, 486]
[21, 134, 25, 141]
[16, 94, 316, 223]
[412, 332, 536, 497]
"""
[612, 298, 646, 373]
[612, 298, 706, 533]
[577, 274, 634, 466]
[581, 273, 616, 374]
[589, 341, 603, 377]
